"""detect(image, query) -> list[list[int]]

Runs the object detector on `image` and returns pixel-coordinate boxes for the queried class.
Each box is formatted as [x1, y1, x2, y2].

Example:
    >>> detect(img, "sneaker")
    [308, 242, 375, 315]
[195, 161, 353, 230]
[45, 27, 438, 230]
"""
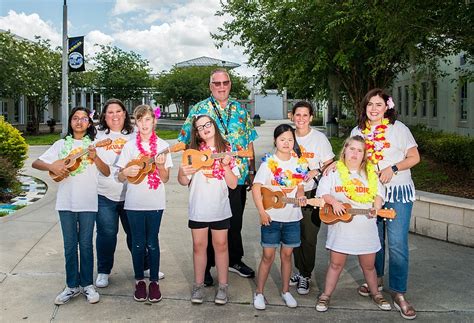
[229, 261, 255, 278]
[144, 270, 165, 280]
[54, 286, 80, 305]
[214, 284, 228, 305]
[281, 292, 297, 308]
[289, 272, 302, 287]
[316, 294, 330, 312]
[95, 273, 109, 288]
[204, 269, 214, 287]
[82, 285, 100, 304]
[148, 281, 162, 303]
[297, 276, 310, 295]
[134, 280, 147, 302]
[191, 283, 204, 304]
[253, 293, 266, 310]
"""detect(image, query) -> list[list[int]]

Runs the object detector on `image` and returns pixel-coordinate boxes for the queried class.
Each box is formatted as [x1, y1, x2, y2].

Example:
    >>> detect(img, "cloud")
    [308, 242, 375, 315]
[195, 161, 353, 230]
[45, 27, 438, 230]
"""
[112, 0, 184, 15]
[85, 30, 115, 57]
[0, 10, 61, 46]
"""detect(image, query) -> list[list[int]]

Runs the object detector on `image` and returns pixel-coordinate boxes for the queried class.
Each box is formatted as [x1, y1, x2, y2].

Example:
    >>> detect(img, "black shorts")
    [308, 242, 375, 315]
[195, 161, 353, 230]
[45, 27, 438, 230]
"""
[188, 218, 231, 230]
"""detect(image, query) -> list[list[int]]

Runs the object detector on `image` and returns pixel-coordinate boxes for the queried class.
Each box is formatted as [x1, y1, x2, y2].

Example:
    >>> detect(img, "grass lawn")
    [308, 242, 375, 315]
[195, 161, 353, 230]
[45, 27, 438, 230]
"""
[24, 129, 180, 145]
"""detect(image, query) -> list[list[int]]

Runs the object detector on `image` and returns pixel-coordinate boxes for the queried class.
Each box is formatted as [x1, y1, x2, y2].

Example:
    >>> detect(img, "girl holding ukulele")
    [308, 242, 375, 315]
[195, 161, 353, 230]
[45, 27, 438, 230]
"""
[252, 124, 308, 310]
[32, 107, 110, 305]
[117, 105, 173, 303]
[177, 115, 239, 305]
[315, 136, 390, 312]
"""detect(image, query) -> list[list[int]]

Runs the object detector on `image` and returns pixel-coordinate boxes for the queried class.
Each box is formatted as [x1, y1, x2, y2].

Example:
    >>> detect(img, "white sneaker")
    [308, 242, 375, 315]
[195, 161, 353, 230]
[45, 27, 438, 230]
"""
[54, 286, 80, 305]
[253, 293, 266, 310]
[95, 273, 109, 288]
[282, 292, 297, 308]
[82, 285, 100, 304]
[144, 269, 165, 279]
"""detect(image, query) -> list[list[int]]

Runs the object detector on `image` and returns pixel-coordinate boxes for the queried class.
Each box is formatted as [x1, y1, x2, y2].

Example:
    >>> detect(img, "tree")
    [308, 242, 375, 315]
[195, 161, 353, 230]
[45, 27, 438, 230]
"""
[0, 32, 61, 134]
[94, 45, 154, 102]
[154, 66, 249, 117]
[214, 1, 474, 114]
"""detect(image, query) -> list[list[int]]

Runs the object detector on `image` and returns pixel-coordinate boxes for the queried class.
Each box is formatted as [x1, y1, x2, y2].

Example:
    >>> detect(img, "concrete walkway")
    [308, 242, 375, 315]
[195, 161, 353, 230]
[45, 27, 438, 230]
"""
[1, 120, 473, 322]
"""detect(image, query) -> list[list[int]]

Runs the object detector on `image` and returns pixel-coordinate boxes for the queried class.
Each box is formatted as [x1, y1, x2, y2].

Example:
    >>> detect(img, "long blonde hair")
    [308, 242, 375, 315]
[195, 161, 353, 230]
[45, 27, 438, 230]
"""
[339, 135, 368, 176]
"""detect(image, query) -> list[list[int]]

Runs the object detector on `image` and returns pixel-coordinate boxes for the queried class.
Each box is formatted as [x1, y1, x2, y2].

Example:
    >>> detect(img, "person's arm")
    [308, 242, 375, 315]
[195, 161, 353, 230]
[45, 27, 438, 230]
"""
[88, 146, 110, 177]
[155, 153, 170, 183]
[222, 155, 238, 189]
[378, 147, 420, 184]
[177, 165, 196, 186]
[295, 184, 307, 206]
[251, 183, 272, 226]
[322, 194, 346, 216]
[32, 159, 68, 177]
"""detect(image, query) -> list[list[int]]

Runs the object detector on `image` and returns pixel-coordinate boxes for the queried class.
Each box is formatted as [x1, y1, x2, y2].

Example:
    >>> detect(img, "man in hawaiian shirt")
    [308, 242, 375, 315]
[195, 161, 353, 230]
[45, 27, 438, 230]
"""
[178, 68, 258, 286]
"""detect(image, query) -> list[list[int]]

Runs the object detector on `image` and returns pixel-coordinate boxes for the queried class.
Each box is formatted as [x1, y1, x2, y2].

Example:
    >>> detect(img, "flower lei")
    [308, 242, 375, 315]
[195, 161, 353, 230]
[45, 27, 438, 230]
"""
[199, 142, 235, 180]
[362, 118, 390, 164]
[59, 135, 92, 176]
[136, 131, 161, 190]
[262, 153, 308, 187]
[336, 160, 378, 203]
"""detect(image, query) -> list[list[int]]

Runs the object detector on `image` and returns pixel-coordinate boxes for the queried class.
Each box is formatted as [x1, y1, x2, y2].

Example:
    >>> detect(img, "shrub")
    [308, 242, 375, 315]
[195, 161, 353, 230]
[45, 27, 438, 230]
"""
[0, 156, 22, 202]
[338, 117, 357, 137]
[0, 116, 28, 169]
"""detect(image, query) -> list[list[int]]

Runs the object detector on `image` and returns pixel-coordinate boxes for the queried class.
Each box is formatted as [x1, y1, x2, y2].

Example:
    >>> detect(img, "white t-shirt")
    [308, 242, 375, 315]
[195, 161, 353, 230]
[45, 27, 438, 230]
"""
[351, 120, 418, 202]
[96, 129, 135, 202]
[316, 170, 385, 255]
[116, 138, 173, 211]
[253, 155, 304, 222]
[188, 157, 240, 222]
[295, 129, 335, 191]
[39, 138, 99, 212]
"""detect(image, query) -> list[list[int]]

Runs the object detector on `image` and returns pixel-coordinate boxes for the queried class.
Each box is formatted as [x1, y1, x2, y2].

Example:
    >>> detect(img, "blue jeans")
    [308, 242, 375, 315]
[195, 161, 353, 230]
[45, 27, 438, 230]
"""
[260, 220, 301, 248]
[375, 201, 413, 293]
[126, 210, 163, 281]
[58, 211, 96, 288]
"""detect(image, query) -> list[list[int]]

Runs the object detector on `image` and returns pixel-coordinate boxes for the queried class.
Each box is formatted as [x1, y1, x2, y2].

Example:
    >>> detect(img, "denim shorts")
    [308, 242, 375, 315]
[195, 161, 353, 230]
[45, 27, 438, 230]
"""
[261, 220, 301, 248]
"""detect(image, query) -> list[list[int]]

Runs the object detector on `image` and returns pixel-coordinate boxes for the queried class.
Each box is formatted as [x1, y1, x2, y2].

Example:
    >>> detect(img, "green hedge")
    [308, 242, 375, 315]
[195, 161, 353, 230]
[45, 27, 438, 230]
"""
[410, 125, 474, 171]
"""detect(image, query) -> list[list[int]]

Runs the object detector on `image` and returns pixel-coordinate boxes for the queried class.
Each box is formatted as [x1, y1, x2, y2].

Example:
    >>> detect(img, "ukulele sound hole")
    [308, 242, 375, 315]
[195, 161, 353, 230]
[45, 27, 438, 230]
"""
[187, 155, 192, 165]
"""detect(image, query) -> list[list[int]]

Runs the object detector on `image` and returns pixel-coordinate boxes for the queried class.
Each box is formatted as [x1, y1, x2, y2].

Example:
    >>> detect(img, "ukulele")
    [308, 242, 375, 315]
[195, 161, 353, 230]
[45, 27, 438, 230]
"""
[49, 138, 112, 182]
[182, 148, 254, 169]
[319, 203, 396, 225]
[260, 187, 325, 210]
[126, 142, 185, 184]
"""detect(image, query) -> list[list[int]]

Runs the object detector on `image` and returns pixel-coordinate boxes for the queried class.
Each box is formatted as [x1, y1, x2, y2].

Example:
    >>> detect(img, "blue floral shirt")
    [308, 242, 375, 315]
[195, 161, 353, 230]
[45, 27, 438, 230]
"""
[178, 96, 258, 185]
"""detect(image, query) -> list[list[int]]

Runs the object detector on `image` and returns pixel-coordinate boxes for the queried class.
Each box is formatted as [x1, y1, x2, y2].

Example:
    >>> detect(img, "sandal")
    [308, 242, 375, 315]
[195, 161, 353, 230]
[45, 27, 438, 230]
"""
[372, 293, 391, 311]
[358, 282, 383, 297]
[316, 294, 330, 312]
[393, 294, 417, 320]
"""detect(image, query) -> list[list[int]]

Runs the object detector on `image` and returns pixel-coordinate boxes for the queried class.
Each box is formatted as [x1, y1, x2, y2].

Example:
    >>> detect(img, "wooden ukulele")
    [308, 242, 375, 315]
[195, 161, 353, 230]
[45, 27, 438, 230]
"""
[126, 142, 185, 184]
[49, 138, 112, 182]
[261, 187, 325, 211]
[181, 148, 254, 169]
[319, 203, 396, 225]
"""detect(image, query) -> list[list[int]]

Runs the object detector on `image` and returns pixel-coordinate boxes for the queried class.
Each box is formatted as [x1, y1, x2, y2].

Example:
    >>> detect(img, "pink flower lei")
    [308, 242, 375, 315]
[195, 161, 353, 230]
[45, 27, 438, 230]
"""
[136, 131, 161, 190]
[199, 142, 235, 180]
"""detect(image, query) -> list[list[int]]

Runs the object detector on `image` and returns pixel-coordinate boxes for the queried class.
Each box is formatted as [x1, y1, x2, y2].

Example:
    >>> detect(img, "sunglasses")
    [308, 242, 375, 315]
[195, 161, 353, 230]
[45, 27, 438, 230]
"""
[211, 80, 230, 87]
[195, 121, 213, 131]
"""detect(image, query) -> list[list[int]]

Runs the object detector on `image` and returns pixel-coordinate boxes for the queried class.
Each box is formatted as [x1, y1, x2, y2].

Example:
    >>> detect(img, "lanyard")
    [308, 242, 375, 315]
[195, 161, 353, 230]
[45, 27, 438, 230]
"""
[210, 97, 231, 136]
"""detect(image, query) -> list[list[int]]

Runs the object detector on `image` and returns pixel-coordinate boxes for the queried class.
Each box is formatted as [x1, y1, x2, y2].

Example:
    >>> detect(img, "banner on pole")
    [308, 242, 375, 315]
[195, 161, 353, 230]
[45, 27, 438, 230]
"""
[68, 36, 85, 72]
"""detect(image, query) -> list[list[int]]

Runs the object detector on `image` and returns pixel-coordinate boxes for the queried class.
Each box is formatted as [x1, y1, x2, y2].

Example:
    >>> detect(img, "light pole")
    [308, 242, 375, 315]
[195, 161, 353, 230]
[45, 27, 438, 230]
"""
[61, 0, 68, 135]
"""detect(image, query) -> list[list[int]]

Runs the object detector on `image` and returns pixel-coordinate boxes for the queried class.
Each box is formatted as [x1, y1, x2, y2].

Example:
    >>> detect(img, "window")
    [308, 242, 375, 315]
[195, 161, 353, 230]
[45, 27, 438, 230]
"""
[397, 86, 402, 113]
[0, 101, 8, 121]
[421, 82, 427, 117]
[404, 85, 409, 116]
[412, 85, 417, 116]
[432, 81, 437, 118]
[14, 100, 20, 123]
[460, 81, 468, 120]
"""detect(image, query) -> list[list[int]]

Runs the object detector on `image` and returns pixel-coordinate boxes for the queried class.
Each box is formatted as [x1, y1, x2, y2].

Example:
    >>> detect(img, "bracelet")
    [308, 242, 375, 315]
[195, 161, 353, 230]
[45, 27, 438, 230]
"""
[248, 170, 255, 175]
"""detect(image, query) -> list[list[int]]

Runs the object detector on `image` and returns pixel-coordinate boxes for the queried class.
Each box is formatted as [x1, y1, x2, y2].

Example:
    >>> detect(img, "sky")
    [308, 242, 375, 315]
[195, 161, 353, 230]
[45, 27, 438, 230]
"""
[0, 0, 256, 76]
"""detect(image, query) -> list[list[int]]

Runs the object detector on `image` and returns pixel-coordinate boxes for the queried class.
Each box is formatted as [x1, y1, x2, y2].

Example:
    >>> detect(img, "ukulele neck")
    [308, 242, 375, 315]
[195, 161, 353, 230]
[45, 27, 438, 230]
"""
[282, 196, 299, 205]
[144, 147, 170, 165]
[210, 151, 238, 159]
[347, 208, 371, 215]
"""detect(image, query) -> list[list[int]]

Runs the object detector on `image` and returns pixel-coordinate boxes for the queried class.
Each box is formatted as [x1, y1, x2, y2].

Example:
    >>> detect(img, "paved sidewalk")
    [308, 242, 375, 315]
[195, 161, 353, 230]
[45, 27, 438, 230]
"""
[1, 120, 473, 322]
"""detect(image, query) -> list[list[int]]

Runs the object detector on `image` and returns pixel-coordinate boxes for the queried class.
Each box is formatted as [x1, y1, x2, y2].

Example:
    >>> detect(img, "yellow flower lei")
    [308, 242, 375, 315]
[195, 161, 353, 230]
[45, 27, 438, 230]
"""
[336, 160, 378, 203]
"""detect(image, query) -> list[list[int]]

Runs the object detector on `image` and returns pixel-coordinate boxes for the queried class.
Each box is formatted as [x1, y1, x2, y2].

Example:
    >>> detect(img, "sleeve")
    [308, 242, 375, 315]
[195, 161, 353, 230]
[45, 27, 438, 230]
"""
[116, 144, 131, 169]
[401, 122, 418, 153]
[38, 140, 62, 163]
[238, 104, 258, 143]
[164, 151, 173, 168]
[178, 105, 198, 144]
[318, 134, 335, 163]
[316, 172, 334, 197]
[253, 162, 270, 185]
[231, 164, 240, 176]
[350, 126, 362, 137]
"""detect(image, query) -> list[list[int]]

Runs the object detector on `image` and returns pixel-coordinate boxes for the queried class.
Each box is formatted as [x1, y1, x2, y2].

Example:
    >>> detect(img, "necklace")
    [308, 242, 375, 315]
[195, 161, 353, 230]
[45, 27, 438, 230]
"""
[59, 135, 92, 176]
[336, 161, 378, 203]
[361, 118, 390, 164]
[136, 132, 161, 190]
[262, 153, 308, 187]
[199, 142, 235, 180]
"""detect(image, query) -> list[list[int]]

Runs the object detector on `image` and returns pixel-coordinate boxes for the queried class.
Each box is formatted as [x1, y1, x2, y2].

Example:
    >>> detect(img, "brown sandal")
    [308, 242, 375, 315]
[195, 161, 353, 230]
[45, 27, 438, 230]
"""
[358, 282, 383, 297]
[393, 294, 417, 320]
[372, 293, 391, 311]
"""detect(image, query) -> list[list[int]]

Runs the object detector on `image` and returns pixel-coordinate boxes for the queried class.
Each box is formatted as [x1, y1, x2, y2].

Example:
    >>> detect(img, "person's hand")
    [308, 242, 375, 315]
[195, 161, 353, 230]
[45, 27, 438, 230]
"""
[304, 169, 320, 182]
[221, 155, 232, 167]
[50, 159, 69, 177]
[332, 201, 346, 216]
[180, 164, 197, 176]
[323, 161, 337, 176]
[87, 145, 97, 160]
[122, 165, 140, 178]
[259, 211, 272, 226]
[155, 153, 166, 168]
[368, 207, 379, 218]
[297, 196, 307, 207]
[378, 166, 394, 184]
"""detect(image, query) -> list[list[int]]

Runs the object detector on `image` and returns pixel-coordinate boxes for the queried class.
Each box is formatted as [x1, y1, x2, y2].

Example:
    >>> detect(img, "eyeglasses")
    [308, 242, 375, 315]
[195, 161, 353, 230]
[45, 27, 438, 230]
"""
[211, 80, 230, 87]
[195, 121, 213, 131]
[72, 117, 89, 123]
